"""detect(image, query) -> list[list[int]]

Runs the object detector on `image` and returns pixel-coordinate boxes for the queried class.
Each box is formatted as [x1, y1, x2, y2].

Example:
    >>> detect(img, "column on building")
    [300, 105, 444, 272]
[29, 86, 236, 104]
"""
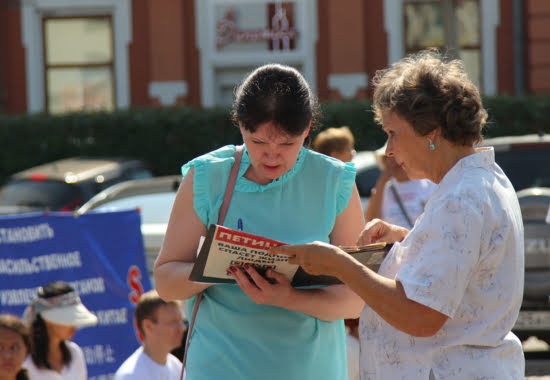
[317, 0, 369, 101]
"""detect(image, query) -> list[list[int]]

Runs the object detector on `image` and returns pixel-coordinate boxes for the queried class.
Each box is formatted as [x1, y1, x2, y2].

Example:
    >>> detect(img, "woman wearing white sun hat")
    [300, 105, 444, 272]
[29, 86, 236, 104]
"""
[22, 281, 97, 380]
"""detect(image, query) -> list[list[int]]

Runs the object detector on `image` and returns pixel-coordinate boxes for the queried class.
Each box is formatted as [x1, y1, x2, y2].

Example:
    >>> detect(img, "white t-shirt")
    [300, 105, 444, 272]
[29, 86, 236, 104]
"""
[360, 148, 525, 379]
[23, 341, 87, 380]
[381, 178, 436, 228]
[114, 346, 182, 380]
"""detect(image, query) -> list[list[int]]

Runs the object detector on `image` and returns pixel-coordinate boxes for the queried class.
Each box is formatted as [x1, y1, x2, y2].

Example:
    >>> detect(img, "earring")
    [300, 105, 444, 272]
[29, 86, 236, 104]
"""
[429, 140, 435, 151]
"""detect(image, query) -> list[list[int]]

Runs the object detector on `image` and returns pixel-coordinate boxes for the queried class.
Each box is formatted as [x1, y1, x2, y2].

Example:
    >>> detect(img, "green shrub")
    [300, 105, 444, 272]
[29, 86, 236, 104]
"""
[1, 95, 549, 184]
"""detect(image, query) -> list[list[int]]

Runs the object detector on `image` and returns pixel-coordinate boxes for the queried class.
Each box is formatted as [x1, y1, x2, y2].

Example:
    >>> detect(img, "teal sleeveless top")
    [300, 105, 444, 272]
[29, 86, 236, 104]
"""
[182, 145, 356, 380]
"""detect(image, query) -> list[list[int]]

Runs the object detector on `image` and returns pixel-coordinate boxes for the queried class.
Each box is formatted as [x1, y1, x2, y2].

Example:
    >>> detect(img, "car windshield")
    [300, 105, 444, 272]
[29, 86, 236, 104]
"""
[93, 193, 176, 224]
[495, 148, 550, 191]
[0, 180, 82, 210]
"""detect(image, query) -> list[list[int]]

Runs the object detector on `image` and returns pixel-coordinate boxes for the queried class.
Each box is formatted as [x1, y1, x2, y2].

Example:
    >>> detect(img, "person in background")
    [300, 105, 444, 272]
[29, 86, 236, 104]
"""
[114, 290, 184, 380]
[273, 50, 525, 379]
[0, 314, 30, 380]
[312, 126, 361, 379]
[154, 63, 364, 380]
[312, 126, 356, 162]
[365, 143, 436, 228]
[23, 281, 97, 380]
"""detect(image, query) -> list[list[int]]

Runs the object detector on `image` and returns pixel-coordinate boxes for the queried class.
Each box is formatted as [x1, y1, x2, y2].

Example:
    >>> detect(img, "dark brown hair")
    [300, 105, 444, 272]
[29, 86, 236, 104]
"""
[231, 63, 320, 138]
[0, 314, 30, 380]
[372, 49, 487, 146]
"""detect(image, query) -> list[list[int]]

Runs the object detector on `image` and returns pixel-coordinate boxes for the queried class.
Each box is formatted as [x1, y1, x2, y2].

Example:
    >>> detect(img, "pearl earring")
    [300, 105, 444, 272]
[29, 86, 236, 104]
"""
[429, 140, 435, 151]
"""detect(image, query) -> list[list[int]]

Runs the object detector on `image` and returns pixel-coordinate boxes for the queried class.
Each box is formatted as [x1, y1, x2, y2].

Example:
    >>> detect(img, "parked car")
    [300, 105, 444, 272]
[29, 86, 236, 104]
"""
[0, 157, 153, 215]
[480, 134, 550, 344]
[513, 187, 550, 344]
[481, 134, 550, 189]
[77, 175, 182, 280]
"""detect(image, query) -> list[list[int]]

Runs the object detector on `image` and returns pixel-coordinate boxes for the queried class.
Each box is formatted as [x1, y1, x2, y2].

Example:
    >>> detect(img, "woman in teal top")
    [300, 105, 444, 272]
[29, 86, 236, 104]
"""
[154, 64, 365, 380]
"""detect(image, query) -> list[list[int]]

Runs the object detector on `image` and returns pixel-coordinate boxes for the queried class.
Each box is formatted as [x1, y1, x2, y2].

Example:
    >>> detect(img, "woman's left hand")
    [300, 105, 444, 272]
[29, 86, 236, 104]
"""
[270, 241, 348, 278]
[229, 264, 294, 307]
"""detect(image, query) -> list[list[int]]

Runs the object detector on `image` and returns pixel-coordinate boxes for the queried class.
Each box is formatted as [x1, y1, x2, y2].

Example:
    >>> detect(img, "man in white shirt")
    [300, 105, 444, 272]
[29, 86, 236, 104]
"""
[114, 290, 186, 380]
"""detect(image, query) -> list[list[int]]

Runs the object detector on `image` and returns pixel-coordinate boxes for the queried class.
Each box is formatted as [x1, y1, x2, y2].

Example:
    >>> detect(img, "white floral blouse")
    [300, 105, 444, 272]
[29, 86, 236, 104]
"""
[359, 147, 525, 380]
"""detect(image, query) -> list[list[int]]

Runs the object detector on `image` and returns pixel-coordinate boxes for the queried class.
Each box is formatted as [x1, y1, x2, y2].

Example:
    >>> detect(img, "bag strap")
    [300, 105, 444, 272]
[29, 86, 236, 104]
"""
[181, 145, 243, 378]
[218, 145, 244, 226]
[388, 179, 413, 229]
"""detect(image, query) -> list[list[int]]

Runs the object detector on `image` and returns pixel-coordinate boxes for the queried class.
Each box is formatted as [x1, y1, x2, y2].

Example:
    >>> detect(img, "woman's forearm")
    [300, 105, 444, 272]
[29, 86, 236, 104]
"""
[364, 175, 389, 222]
[281, 284, 364, 321]
[154, 261, 210, 301]
[335, 256, 447, 337]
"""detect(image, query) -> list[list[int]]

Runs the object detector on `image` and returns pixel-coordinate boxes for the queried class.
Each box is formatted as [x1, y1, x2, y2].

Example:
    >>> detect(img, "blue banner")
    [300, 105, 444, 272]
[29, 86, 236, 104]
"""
[0, 210, 152, 379]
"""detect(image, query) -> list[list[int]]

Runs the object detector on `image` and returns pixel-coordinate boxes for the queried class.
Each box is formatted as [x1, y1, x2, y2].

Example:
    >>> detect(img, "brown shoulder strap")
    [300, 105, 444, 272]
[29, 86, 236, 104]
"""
[181, 145, 243, 377]
[218, 145, 243, 226]
[389, 179, 413, 228]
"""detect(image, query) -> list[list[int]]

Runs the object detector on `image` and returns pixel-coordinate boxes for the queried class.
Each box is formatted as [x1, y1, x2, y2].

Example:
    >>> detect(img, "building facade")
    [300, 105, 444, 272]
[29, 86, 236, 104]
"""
[0, 0, 548, 114]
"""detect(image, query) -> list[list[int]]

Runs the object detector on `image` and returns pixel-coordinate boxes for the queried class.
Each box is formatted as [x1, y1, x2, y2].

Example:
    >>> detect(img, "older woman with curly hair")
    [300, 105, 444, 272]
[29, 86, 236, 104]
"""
[274, 50, 525, 379]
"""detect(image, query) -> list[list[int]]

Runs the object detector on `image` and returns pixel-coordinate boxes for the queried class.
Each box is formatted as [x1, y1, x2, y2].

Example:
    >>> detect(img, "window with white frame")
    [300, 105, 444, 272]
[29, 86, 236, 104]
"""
[43, 16, 115, 114]
[21, 0, 131, 113]
[403, 0, 481, 88]
[384, 0, 499, 95]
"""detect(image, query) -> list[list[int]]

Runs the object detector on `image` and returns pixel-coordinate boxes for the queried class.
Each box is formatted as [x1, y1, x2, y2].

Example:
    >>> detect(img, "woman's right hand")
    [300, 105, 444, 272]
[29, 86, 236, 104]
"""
[229, 265, 295, 307]
[358, 218, 409, 245]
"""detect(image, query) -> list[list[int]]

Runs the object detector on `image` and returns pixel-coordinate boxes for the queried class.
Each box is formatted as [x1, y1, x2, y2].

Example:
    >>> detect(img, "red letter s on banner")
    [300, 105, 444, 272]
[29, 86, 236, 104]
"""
[127, 265, 144, 305]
